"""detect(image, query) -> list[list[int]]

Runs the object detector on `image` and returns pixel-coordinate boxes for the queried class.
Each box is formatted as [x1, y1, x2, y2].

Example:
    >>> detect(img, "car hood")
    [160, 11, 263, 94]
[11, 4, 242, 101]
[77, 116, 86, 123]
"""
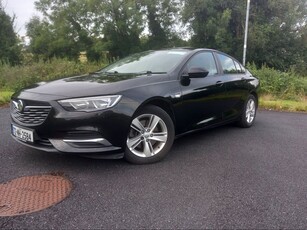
[21, 72, 169, 99]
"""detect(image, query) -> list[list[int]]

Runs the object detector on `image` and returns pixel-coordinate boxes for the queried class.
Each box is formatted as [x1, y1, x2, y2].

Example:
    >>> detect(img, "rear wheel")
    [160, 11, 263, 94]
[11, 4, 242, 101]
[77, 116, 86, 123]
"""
[125, 106, 175, 164]
[237, 94, 257, 128]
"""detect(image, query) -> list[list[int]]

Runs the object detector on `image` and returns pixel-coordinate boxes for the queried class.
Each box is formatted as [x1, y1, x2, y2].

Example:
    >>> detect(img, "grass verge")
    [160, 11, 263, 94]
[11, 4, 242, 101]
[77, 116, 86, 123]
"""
[0, 91, 13, 107]
[259, 99, 307, 112]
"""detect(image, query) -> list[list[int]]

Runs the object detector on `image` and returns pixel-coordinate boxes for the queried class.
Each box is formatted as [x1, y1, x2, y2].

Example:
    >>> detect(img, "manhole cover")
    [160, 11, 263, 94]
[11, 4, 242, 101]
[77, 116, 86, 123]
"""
[0, 174, 72, 216]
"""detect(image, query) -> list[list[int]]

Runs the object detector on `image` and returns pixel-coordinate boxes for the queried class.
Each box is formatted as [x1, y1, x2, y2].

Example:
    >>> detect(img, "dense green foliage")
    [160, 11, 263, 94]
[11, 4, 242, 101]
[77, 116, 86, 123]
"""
[248, 63, 306, 100]
[0, 1, 21, 65]
[182, 0, 307, 74]
[24, 0, 306, 74]
[26, 0, 187, 60]
[0, 0, 306, 110]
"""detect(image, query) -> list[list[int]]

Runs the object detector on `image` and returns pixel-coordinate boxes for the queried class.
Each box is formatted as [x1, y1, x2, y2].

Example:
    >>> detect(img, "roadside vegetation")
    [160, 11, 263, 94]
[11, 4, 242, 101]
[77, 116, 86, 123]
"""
[0, 58, 105, 107]
[0, 59, 306, 112]
[0, 0, 306, 112]
[247, 64, 306, 101]
[0, 58, 104, 92]
[247, 64, 307, 112]
[259, 98, 307, 112]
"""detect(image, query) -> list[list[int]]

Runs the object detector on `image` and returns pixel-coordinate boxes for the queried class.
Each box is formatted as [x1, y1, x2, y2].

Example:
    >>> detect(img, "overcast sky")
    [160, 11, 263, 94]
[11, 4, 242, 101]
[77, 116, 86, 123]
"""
[3, 0, 40, 37]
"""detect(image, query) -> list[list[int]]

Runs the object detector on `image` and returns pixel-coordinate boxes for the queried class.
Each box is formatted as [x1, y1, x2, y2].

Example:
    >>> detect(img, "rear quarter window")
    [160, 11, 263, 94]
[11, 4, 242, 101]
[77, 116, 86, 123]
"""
[217, 53, 237, 74]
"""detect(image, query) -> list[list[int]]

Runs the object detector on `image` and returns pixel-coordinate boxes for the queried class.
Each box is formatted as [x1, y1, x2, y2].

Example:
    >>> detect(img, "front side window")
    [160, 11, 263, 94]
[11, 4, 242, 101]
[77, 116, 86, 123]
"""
[186, 52, 218, 76]
[217, 53, 237, 74]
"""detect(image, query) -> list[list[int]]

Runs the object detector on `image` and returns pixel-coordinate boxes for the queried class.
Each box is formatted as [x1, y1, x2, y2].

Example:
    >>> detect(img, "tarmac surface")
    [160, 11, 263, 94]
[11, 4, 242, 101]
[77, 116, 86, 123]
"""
[0, 108, 307, 229]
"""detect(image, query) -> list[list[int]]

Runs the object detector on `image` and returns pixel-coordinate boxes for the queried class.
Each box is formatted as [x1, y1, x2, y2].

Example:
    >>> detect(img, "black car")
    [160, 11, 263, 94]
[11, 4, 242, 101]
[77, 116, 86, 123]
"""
[11, 48, 259, 164]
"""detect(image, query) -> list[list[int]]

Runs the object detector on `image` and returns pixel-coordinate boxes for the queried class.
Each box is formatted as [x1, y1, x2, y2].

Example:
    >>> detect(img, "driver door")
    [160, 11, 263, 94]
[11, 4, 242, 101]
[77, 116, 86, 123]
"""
[176, 51, 228, 133]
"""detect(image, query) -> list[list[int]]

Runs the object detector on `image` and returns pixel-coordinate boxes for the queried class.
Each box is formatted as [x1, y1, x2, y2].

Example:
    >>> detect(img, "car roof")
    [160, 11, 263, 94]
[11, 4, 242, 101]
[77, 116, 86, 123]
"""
[161, 47, 218, 53]
[161, 47, 244, 65]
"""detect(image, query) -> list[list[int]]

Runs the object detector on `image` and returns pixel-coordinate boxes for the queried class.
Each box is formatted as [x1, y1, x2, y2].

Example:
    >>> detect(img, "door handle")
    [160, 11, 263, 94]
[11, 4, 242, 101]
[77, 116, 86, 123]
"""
[216, 81, 224, 86]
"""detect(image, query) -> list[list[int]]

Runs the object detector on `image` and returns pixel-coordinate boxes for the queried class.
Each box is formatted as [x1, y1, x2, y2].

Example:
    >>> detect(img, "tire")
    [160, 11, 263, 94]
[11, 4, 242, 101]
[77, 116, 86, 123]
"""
[124, 105, 175, 164]
[237, 94, 257, 128]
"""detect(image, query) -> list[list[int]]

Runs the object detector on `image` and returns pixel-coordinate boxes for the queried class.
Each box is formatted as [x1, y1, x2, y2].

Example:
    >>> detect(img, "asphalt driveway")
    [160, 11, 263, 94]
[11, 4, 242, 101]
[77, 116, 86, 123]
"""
[0, 108, 307, 229]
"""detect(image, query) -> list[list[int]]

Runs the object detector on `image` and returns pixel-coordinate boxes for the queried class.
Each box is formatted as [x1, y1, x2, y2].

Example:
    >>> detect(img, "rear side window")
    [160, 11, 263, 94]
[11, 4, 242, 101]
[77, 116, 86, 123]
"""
[186, 52, 218, 76]
[217, 53, 237, 74]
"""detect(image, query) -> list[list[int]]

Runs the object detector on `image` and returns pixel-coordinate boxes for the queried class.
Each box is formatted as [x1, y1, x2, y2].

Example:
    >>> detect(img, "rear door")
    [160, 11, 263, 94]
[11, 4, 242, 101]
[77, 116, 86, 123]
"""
[215, 52, 250, 121]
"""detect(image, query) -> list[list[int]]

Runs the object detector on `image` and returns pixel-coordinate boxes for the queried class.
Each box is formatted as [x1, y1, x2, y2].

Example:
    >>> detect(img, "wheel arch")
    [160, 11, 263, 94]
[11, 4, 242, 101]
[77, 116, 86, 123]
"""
[135, 97, 177, 129]
[250, 91, 259, 107]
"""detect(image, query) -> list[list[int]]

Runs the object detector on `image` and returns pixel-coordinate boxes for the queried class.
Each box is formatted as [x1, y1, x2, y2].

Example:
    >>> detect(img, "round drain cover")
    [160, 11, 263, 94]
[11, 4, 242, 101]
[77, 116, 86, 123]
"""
[0, 174, 72, 217]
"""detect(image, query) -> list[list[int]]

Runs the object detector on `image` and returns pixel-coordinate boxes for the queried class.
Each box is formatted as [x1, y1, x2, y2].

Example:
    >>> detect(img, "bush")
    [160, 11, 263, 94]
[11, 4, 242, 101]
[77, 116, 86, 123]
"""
[247, 63, 306, 101]
[0, 58, 106, 92]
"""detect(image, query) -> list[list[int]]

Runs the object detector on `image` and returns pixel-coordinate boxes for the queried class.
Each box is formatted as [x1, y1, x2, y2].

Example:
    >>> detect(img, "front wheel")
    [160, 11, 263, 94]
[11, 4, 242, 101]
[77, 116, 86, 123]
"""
[125, 106, 175, 164]
[237, 94, 257, 128]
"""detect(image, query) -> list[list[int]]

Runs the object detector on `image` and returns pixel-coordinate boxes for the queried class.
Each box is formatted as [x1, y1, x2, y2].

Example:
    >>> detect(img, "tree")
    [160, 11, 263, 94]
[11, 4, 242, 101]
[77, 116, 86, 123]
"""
[0, 1, 21, 65]
[182, 0, 248, 60]
[247, 0, 307, 71]
[181, 0, 307, 71]
[27, 0, 95, 60]
[29, 0, 187, 60]
[139, 0, 183, 49]
[29, 0, 144, 59]
[27, 0, 306, 72]
[95, 0, 144, 57]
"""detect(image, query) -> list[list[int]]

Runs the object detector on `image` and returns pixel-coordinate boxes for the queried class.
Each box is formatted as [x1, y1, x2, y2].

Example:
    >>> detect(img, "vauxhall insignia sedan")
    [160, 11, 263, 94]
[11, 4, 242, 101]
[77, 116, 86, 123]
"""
[11, 48, 259, 164]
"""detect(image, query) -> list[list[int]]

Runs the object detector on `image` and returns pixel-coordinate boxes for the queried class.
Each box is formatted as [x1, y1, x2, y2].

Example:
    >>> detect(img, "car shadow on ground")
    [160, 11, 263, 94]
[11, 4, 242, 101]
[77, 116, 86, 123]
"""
[16, 123, 239, 171]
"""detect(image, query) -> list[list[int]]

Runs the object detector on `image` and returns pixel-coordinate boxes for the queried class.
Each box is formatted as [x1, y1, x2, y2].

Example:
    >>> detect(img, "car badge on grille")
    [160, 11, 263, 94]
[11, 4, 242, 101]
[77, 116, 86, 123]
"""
[13, 100, 24, 112]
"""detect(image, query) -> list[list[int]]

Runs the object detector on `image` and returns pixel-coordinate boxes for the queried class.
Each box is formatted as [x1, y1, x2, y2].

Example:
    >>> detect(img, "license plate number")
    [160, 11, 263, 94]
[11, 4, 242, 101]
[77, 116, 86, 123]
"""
[11, 125, 34, 143]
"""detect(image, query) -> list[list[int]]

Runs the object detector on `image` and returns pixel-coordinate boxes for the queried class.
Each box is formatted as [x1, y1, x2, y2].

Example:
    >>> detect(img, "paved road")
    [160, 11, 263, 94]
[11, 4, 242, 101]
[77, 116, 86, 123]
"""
[0, 108, 307, 229]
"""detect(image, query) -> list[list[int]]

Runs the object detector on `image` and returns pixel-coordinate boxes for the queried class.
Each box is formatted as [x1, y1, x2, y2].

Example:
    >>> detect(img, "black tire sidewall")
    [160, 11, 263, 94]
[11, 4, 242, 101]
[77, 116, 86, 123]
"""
[124, 105, 175, 164]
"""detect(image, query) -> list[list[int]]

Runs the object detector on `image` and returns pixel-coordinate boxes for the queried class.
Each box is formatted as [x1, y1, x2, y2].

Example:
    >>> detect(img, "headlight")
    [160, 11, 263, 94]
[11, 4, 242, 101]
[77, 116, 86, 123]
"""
[58, 95, 122, 112]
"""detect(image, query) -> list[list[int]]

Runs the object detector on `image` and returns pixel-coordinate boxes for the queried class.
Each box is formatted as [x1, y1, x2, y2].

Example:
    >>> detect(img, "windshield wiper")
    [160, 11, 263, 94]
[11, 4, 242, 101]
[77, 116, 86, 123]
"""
[105, 71, 119, 74]
[90, 70, 119, 75]
[93, 70, 166, 75]
[136, 71, 167, 75]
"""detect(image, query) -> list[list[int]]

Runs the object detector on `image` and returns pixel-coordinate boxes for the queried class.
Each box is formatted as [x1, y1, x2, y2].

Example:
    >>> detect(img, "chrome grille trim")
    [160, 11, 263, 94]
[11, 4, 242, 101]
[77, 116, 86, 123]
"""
[11, 104, 51, 125]
[63, 138, 112, 146]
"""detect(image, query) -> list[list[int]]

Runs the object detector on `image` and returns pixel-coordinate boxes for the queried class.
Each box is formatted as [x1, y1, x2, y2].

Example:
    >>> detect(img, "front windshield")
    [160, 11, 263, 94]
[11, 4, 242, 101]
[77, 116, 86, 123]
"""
[101, 50, 189, 74]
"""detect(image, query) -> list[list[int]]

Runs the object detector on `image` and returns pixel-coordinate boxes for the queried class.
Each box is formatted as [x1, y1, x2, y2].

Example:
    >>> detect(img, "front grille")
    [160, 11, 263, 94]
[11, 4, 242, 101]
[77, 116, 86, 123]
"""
[11, 103, 51, 125]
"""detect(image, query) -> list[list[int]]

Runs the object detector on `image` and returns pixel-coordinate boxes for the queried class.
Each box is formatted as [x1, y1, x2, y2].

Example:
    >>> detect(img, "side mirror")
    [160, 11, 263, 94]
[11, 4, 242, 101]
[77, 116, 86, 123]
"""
[188, 67, 209, 78]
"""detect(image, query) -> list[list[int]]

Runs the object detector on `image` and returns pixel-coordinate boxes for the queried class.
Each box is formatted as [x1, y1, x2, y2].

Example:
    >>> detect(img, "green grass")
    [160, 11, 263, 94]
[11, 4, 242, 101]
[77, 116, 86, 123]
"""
[259, 98, 307, 112]
[0, 91, 13, 106]
[302, 78, 307, 95]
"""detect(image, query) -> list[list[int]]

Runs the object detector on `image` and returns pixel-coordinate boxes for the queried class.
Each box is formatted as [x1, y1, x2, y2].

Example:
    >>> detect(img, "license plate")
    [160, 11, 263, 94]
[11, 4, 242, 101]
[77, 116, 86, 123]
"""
[11, 124, 34, 143]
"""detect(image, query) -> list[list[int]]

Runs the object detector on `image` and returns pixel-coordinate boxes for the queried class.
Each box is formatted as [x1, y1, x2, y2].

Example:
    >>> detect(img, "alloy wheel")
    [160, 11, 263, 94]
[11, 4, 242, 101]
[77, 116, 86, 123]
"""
[127, 114, 168, 158]
[246, 99, 256, 124]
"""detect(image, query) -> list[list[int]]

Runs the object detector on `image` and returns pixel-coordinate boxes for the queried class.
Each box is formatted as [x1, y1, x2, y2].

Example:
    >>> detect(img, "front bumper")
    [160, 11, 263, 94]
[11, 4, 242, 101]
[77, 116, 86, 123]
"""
[10, 92, 137, 158]
[11, 130, 124, 159]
